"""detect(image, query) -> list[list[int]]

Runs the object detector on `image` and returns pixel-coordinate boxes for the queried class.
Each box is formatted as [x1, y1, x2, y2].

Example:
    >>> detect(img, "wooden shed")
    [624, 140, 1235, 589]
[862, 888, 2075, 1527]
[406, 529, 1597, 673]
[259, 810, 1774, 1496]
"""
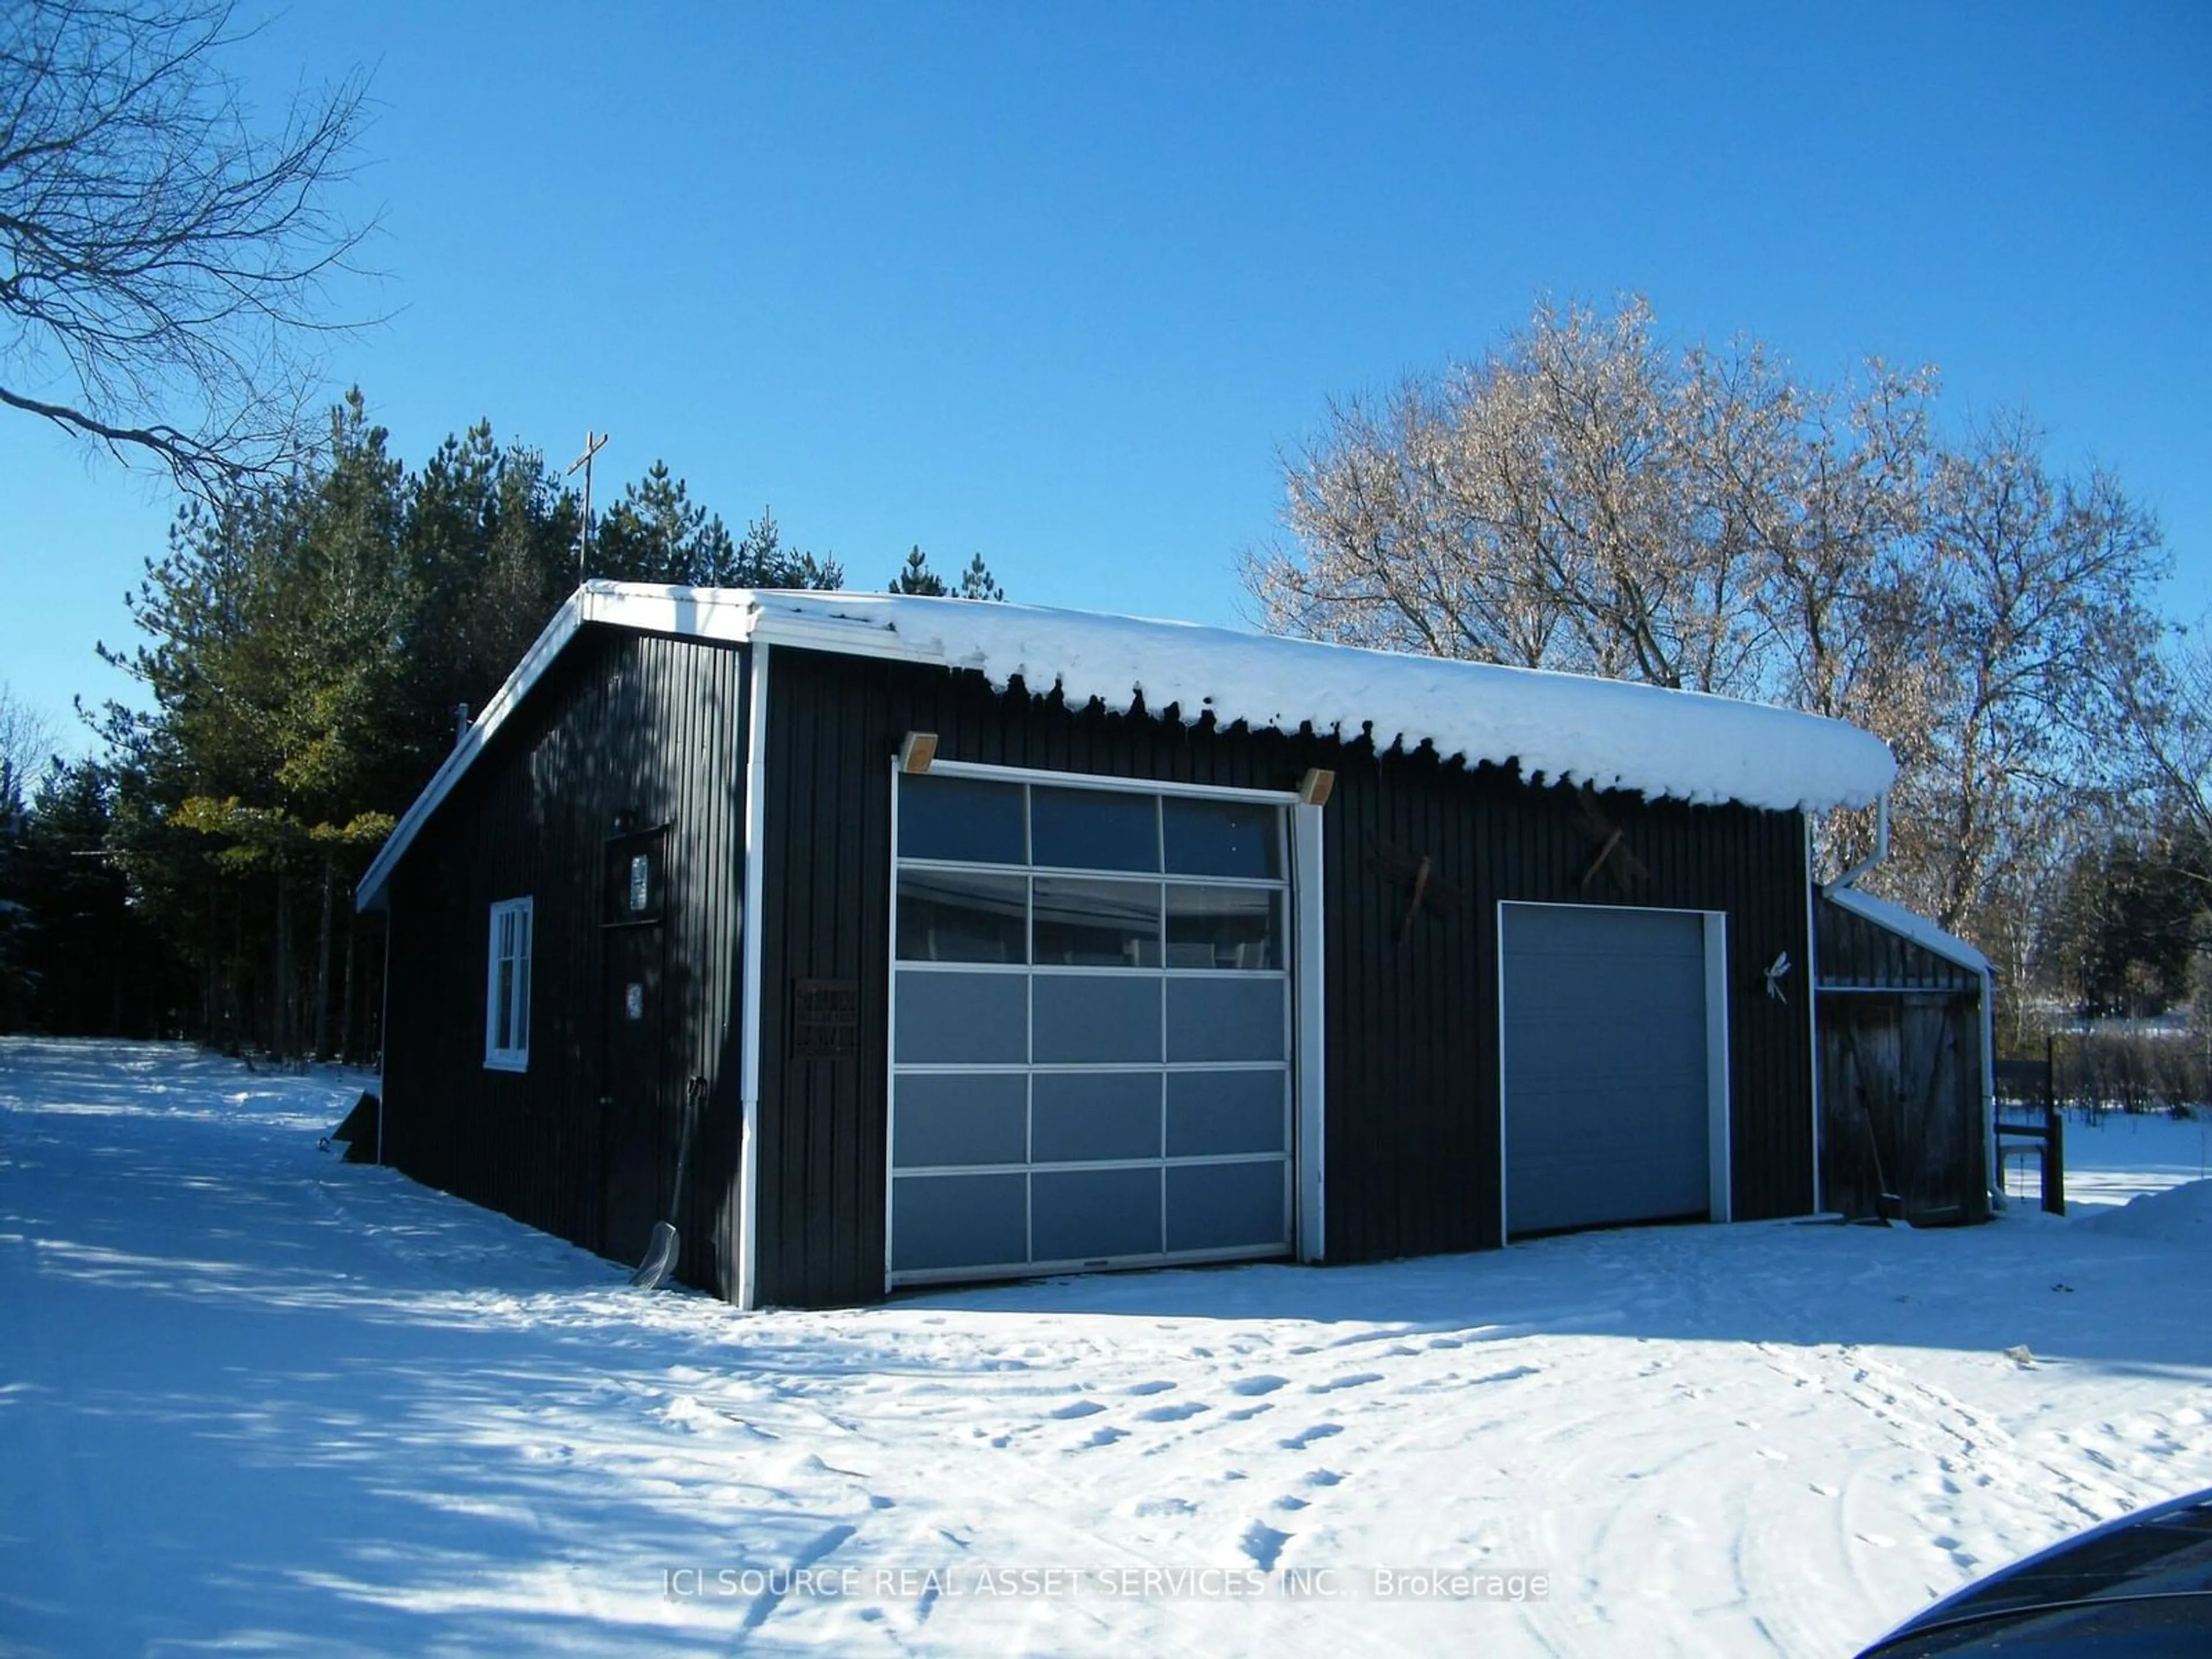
[357, 583, 1896, 1308]
[1813, 885, 1993, 1225]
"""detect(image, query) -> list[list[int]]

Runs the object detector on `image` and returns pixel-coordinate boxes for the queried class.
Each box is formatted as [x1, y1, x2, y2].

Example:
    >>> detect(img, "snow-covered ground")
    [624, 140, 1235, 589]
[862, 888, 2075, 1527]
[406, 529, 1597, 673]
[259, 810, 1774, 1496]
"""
[3, 1038, 2209, 1657]
[2019, 1101, 2212, 1209]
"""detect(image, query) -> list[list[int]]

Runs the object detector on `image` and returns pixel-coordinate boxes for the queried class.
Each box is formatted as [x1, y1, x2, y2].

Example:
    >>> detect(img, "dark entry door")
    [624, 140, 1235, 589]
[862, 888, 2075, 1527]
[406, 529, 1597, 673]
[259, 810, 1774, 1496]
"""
[600, 831, 670, 1265]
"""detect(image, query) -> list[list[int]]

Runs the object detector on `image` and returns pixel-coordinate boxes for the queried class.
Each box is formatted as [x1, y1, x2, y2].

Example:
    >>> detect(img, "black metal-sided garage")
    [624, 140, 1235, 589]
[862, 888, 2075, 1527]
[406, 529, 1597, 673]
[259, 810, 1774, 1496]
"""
[357, 583, 1896, 1309]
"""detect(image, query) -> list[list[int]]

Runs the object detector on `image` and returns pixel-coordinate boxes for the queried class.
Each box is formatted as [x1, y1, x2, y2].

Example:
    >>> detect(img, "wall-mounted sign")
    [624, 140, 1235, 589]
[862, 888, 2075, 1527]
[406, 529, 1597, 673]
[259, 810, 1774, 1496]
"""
[792, 979, 859, 1059]
[624, 982, 644, 1021]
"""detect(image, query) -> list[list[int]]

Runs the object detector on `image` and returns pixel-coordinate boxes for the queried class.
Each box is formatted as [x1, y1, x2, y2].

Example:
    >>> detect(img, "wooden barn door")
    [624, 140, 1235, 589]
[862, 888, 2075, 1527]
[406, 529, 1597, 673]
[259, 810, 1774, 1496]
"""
[1820, 993, 1986, 1225]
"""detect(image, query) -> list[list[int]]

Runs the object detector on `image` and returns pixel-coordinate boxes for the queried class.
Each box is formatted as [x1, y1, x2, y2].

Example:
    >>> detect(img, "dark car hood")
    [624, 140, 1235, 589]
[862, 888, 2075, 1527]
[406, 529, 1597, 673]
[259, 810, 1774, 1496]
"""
[1860, 1488, 2212, 1656]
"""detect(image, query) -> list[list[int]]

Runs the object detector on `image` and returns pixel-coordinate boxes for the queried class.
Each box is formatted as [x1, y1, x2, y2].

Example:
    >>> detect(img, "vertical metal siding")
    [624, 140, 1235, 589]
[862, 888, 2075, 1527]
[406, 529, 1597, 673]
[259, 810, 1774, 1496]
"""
[755, 649, 1816, 1306]
[1813, 894, 1980, 991]
[384, 636, 1820, 1312]
[379, 627, 749, 1297]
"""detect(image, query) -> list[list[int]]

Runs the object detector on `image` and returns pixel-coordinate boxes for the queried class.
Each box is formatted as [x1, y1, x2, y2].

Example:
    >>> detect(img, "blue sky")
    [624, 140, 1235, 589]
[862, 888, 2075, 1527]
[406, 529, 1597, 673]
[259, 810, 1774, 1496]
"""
[3, 1, 2207, 757]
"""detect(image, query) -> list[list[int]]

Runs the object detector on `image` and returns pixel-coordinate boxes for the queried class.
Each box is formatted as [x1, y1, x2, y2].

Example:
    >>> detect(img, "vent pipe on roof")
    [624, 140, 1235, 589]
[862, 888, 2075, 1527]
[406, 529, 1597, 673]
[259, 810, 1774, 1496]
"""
[453, 702, 471, 749]
[1823, 791, 1889, 894]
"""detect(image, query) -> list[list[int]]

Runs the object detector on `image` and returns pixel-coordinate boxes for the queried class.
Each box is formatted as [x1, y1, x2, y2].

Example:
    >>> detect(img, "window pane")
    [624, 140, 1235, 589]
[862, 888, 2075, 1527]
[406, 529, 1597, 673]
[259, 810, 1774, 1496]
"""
[1032, 1071, 1161, 1162]
[1166, 978, 1285, 1062]
[895, 970, 1028, 1064]
[1033, 877, 1160, 967]
[495, 958, 514, 1048]
[605, 836, 664, 922]
[893, 1074, 1028, 1168]
[1031, 787, 1158, 872]
[515, 953, 530, 1050]
[1163, 797, 1282, 879]
[1166, 1070, 1286, 1156]
[1033, 1167, 1161, 1262]
[898, 869, 1028, 963]
[899, 774, 1025, 864]
[1166, 1160, 1287, 1252]
[1165, 886, 1282, 969]
[892, 1173, 1027, 1271]
[1033, 974, 1160, 1063]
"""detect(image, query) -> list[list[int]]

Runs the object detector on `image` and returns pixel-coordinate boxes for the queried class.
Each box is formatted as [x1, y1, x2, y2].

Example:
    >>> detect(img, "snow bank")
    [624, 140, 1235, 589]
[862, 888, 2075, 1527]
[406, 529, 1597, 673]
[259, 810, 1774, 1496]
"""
[2030, 1107, 2212, 1209]
[745, 587, 1897, 813]
[2084, 1177, 2212, 1243]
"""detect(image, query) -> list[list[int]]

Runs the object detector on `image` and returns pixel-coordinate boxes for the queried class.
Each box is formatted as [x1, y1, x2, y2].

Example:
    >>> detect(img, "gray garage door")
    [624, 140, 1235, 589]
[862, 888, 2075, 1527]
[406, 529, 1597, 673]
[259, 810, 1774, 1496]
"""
[1501, 904, 1713, 1237]
[887, 771, 1295, 1286]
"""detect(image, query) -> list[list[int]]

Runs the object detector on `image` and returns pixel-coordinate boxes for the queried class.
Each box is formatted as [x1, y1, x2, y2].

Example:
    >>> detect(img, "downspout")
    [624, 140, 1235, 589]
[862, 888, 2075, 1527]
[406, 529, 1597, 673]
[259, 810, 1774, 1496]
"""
[1980, 959, 2000, 1214]
[375, 895, 392, 1168]
[1822, 791, 1889, 894]
[736, 643, 771, 1312]
[1803, 816, 1824, 1215]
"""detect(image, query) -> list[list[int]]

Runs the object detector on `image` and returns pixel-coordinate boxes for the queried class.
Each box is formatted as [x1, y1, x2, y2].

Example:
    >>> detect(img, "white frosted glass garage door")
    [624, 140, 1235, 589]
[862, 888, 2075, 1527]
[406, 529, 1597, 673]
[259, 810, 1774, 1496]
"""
[888, 773, 1294, 1285]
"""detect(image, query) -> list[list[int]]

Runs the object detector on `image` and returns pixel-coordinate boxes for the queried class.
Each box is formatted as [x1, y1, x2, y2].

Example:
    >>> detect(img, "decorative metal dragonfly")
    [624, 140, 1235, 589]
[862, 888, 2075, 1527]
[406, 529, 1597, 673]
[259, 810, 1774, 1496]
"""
[1569, 784, 1649, 893]
[1369, 835, 1463, 949]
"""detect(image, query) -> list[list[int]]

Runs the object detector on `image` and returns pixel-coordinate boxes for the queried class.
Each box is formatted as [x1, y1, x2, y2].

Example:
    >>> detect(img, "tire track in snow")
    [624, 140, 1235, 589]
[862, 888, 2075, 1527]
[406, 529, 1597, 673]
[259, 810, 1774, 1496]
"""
[1755, 1341, 2129, 1531]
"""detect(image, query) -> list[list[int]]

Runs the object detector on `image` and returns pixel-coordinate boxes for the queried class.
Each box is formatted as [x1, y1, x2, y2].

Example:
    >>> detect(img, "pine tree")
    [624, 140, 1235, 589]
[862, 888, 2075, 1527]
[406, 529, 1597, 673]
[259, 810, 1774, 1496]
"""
[595, 467, 843, 589]
[888, 546, 945, 595]
[68, 392, 850, 1050]
[888, 546, 1007, 600]
[956, 552, 1007, 601]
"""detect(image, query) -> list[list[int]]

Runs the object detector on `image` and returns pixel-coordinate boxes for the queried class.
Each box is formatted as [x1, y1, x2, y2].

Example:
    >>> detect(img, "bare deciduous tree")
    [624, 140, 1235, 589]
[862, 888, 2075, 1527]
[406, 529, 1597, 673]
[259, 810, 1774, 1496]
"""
[1891, 416, 2165, 930]
[0, 681, 59, 806]
[0, 0, 374, 493]
[1247, 297, 2169, 944]
[1248, 297, 1942, 707]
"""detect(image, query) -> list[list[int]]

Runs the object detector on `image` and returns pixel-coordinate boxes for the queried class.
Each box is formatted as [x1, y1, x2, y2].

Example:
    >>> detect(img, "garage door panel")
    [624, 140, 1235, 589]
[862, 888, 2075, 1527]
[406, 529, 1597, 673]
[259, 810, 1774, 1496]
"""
[1510, 1145, 1706, 1234]
[1503, 905, 1714, 1238]
[1033, 974, 1161, 1063]
[891, 1173, 1027, 1272]
[891, 1074, 1028, 1168]
[889, 772, 1295, 1285]
[1033, 1167, 1162, 1261]
[1166, 1160, 1287, 1253]
[1032, 1071, 1162, 1162]
[896, 971, 1028, 1064]
[1166, 1070, 1287, 1157]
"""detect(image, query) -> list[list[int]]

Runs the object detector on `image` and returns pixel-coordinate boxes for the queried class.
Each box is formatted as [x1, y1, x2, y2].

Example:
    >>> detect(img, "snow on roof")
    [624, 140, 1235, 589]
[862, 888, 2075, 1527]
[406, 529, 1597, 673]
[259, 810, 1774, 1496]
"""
[1823, 883, 1990, 976]
[358, 582, 1896, 910]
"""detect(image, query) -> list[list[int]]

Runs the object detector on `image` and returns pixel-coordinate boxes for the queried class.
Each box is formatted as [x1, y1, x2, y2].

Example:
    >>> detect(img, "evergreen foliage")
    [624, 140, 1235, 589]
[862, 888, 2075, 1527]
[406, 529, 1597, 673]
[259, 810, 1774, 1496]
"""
[7, 391, 854, 1054]
[888, 547, 1007, 600]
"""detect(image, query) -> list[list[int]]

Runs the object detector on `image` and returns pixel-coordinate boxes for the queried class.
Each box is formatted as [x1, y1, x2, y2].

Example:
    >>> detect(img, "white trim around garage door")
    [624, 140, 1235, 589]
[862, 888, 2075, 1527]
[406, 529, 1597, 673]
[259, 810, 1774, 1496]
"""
[1495, 900, 1732, 1242]
[1292, 798, 1325, 1263]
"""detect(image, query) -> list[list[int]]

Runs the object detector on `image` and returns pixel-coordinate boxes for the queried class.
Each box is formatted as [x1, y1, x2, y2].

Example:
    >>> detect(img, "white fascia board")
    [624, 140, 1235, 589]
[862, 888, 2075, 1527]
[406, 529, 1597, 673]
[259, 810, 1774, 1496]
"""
[355, 584, 767, 911]
[356, 593, 585, 911]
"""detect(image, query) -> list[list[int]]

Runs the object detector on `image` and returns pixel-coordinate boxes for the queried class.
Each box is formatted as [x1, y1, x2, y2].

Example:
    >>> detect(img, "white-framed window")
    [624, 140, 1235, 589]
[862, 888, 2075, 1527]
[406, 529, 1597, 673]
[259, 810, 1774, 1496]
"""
[484, 897, 533, 1071]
